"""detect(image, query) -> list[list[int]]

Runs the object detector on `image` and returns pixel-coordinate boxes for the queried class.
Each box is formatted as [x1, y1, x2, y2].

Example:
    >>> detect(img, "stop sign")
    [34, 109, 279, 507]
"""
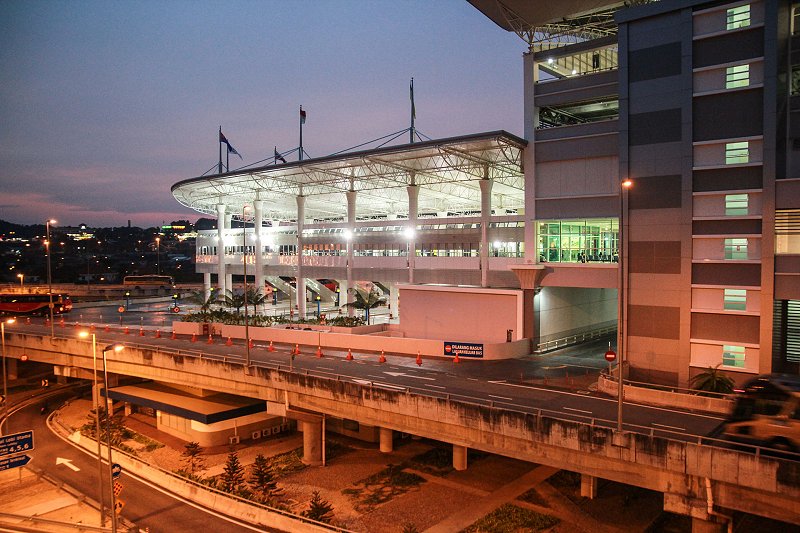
[605, 349, 617, 362]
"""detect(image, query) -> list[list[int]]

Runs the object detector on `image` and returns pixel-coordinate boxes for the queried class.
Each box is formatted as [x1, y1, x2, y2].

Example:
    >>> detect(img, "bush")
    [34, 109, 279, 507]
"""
[461, 504, 559, 533]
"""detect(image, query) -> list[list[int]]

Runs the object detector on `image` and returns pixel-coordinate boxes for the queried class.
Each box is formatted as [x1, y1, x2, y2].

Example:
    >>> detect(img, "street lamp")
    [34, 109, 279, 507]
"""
[335, 286, 340, 307]
[617, 178, 633, 433]
[46, 219, 57, 338]
[155, 237, 161, 276]
[101, 341, 123, 533]
[242, 205, 251, 368]
[2, 318, 16, 435]
[16, 274, 23, 289]
[315, 294, 321, 317]
[78, 331, 108, 527]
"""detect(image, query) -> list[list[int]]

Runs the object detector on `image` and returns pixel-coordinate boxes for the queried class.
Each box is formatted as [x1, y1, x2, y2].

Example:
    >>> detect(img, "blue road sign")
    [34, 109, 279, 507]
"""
[111, 462, 122, 478]
[0, 430, 34, 458]
[0, 454, 31, 471]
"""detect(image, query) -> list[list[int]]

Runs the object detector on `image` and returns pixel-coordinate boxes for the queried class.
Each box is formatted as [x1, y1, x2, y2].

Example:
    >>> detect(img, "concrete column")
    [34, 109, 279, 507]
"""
[301, 419, 323, 466]
[406, 183, 419, 284]
[346, 190, 356, 317]
[253, 199, 265, 297]
[522, 52, 538, 263]
[296, 195, 307, 318]
[691, 517, 726, 533]
[225, 274, 233, 293]
[379, 427, 393, 453]
[338, 280, 348, 315]
[389, 283, 399, 319]
[479, 175, 493, 288]
[216, 204, 227, 295]
[580, 474, 598, 499]
[124, 402, 133, 416]
[203, 272, 211, 301]
[453, 444, 468, 471]
[6, 358, 17, 380]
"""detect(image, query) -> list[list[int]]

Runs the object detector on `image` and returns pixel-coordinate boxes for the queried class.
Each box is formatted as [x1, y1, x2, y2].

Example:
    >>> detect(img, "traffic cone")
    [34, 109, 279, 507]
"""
[124, 326, 130, 335]
[26, 317, 31, 325]
[190, 333, 197, 343]
[268, 340, 275, 352]
[104, 324, 110, 332]
[293, 343, 300, 355]
[416, 351, 422, 366]
[316, 345, 323, 358]
[171, 330, 177, 340]
[139, 327, 145, 336]
[248, 338, 254, 349]
[379, 350, 386, 363]
[90, 323, 95, 332]
[226, 336, 233, 346]
[155, 329, 161, 339]
[453, 352, 460, 364]
[59, 317, 65, 327]
[346, 348, 353, 361]
[207, 334, 214, 344]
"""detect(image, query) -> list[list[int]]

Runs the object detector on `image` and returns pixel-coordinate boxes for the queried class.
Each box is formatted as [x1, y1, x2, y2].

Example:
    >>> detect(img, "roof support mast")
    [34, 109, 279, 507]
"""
[410, 78, 416, 144]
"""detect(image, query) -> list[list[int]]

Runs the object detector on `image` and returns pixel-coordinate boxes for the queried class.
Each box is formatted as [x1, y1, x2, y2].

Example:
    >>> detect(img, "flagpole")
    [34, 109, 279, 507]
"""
[218, 126, 223, 174]
[410, 78, 415, 144]
[299, 105, 304, 162]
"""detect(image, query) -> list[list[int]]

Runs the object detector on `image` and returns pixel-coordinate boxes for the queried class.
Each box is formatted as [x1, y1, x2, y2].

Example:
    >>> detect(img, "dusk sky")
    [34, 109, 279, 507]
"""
[0, 0, 523, 228]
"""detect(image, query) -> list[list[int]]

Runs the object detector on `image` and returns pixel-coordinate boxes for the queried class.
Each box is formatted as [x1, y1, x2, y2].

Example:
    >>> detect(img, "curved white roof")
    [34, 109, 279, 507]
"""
[172, 131, 526, 222]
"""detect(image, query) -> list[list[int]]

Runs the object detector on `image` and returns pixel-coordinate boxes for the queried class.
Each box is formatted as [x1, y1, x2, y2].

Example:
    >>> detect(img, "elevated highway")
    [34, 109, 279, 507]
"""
[3, 328, 798, 531]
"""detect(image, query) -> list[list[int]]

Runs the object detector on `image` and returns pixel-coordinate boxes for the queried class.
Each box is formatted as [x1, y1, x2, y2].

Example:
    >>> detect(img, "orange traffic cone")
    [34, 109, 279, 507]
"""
[90, 324, 96, 332]
[207, 334, 214, 344]
[190, 333, 197, 343]
[453, 352, 460, 364]
[59, 317, 65, 327]
[416, 351, 422, 366]
[268, 340, 275, 352]
[316, 346, 323, 358]
[139, 327, 145, 336]
[379, 350, 386, 363]
[248, 338, 254, 349]
[346, 349, 353, 361]
[155, 329, 161, 338]
[104, 324, 110, 332]
[226, 336, 233, 346]
[171, 330, 177, 340]
[293, 343, 300, 355]
[26, 317, 31, 325]
[124, 326, 130, 335]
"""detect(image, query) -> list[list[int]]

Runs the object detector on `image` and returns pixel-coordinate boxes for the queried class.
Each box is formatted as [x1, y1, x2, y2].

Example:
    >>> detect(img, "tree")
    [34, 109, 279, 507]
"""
[223, 289, 246, 314]
[245, 286, 267, 316]
[249, 453, 281, 502]
[302, 490, 334, 523]
[186, 289, 218, 316]
[690, 365, 735, 394]
[181, 441, 205, 474]
[219, 451, 247, 495]
[402, 524, 420, 533]
[342, 287, 386, 323]
[81, 406, 126, 446]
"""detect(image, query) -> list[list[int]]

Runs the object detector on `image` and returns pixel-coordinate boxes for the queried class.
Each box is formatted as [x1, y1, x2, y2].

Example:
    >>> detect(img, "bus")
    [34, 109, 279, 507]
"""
[0, 293, 73, 316]
[123, 275, 174, 288]
[723, 374, 800, 452]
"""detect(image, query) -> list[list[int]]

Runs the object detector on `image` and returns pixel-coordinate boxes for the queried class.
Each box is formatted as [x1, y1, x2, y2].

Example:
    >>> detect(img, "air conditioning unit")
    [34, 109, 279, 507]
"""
[271, 427, 280, 435]
[251, 431, 262, 440]
[281, 424, 289, 432]
[229, 435, 240, 445]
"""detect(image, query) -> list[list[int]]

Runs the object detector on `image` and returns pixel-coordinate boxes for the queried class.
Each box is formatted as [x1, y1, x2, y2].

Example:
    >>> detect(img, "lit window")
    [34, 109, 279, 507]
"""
[726, 64, 750, 89]
[724, 288, 747, 310]
[725, 194, 748, 215]
[725, 142, 749, 164]
[724, 238, 748, 259]
[722, 345, 746, 367]
[727, 5, 751, 30]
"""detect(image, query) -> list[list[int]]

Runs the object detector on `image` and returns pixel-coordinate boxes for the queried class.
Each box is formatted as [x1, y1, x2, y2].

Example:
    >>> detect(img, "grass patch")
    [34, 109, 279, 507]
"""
[460, 503, 559, 533]
[343, 464, 425, 510]
[517, 487, 550, 508]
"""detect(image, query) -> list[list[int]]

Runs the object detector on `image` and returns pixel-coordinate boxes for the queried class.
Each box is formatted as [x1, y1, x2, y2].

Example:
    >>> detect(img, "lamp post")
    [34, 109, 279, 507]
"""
[46, 219, 57, 338]
[101, 342, 123, 533]
[315, 294, 321, 317]
[617, 179, 633, 433]
[155, 237, 161, 276]
[2, 318, 16, 435]
[335, 286, 340, 307]
[16, 274, 23, 289]
[242, 205, 251, 368]
[78, 331, 107, 526]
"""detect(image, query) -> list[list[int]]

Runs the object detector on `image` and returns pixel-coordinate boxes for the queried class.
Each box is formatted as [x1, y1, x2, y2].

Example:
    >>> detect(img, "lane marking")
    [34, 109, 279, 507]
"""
[488, 394, 513, 401]
[563, 407, 593, 415]
[424, 384, 446, 389]
[383, 371, 435, 381]
[316, 366, 335, 371]
[652, 423, 686, 432]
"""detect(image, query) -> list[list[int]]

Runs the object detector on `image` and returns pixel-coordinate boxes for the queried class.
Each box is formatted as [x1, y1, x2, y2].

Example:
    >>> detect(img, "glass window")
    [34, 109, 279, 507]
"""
[724, 289, 747, 311]
[722, 345, 746, 367]
[727, 5, 751, 30]
[726, 64, 750, 89]
[725, 194, 748, 216]
[724, 238, 748, 260]
[537, 219, 618, 263]
[725, 142, 749, 164]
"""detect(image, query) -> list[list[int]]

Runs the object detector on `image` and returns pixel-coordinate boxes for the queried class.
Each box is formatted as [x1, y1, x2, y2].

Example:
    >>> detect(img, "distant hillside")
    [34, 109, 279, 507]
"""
[0, 219, 45, 238]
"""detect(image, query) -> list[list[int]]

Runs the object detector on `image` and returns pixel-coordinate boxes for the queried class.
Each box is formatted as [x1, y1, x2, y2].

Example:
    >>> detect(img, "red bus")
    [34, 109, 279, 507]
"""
[0, 293, 72, 316]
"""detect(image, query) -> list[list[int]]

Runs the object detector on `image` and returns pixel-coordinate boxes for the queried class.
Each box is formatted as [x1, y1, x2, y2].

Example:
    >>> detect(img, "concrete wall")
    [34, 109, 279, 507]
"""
[537, 287, 618, 343]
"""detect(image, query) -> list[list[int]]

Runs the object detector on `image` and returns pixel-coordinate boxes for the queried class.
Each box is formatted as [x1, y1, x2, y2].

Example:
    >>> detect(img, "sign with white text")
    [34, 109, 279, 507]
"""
[443, 342, 483, 358]
[0, 430, 34, 458]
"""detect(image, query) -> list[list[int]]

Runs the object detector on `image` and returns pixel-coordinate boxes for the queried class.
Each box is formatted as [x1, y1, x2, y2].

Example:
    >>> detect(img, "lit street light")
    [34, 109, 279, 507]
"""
[78, 331, 108, 526]
[155, 236, 161, 276]
[101, 341, 124, 533]
[2, 318, 17, 435]
[16, 273, 23, 289]
[46, 219, 57, 338]
[242, 205, 251, 368]
[617, 178, 633, 433]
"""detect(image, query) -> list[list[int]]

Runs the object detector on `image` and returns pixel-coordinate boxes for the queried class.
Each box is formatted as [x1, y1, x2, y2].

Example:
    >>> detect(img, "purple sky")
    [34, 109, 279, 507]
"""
[0, 0, 523, 228]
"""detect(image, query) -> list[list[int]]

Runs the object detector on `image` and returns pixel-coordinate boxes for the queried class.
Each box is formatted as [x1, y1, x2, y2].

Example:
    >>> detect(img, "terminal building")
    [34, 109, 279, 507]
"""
[172, 0, 800, 387]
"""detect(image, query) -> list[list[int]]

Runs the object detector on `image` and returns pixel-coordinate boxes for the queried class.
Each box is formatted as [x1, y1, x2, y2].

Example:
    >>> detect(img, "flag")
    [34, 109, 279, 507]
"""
[274, 147, 287, 164]
[300, 107, 307, 125]
[410, 78, 416, 120]
[219, 130, 243, 159]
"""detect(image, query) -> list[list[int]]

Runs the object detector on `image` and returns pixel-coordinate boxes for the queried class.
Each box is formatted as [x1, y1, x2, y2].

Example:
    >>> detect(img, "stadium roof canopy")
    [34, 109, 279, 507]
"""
[172, 131, 526, 223]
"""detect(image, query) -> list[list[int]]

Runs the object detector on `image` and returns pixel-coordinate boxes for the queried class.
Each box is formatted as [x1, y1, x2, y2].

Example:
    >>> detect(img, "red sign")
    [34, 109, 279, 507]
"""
[171, 306, 180, 313]
[604, 349, 617, 362]
[118, 306, 125, 313]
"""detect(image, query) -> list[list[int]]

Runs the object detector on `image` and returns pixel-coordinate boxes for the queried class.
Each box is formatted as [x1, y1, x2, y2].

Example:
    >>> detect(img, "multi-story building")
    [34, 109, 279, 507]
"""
[173, 0, 800, 386]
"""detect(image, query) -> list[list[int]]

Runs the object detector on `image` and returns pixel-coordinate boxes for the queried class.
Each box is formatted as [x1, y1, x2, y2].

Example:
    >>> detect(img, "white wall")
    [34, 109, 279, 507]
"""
[536, 287, 617, 342]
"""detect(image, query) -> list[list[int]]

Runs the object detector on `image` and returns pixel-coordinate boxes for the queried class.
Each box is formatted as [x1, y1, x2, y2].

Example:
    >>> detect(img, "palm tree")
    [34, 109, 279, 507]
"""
[342, 287, 386, 323]
[245, 286, 267, 316]
[223, 289, 246, 314]
[187, 288, 218, 317]
[689, 365, 735, 394]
